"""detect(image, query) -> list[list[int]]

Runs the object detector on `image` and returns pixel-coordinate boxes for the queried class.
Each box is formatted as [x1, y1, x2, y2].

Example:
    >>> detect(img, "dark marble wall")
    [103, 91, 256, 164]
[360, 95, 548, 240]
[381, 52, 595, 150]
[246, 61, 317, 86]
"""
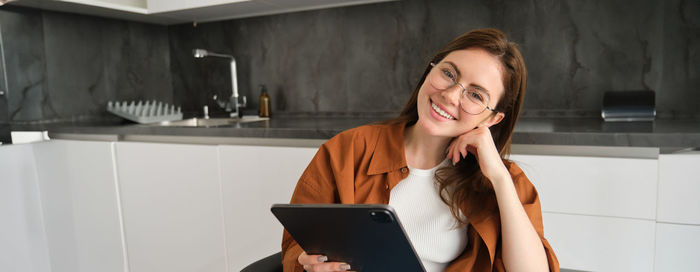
[0, 7, 173, 123]
[0, 0, 697, 127]
[1, 8, 48, 122]
[169, 0, 700, 118]
[660, 0, 700, 118]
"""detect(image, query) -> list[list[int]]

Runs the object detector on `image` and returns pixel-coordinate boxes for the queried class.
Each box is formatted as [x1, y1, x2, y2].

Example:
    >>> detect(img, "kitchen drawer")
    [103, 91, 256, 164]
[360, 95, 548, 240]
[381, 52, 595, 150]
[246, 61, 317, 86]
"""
[657, 152, 700, 224]
[0, 144, 51, 272]
[543, 212, 655, 272]
[115, 142, 226, 272]
[510, 154, 657, 219]
[33, 140, 124, 272]
[655, 223, 700, 271]
[218, 145, 317, 271]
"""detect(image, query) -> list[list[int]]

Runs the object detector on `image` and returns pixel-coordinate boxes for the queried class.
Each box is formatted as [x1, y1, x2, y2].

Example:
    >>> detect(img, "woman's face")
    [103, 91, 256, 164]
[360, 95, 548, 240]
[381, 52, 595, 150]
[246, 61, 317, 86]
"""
[415, 48, 506, 138]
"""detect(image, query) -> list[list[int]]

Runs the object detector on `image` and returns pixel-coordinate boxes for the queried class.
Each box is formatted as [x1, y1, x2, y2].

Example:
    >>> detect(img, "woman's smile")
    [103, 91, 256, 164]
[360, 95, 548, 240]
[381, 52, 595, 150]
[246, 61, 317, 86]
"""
[429, 98, 457, 121]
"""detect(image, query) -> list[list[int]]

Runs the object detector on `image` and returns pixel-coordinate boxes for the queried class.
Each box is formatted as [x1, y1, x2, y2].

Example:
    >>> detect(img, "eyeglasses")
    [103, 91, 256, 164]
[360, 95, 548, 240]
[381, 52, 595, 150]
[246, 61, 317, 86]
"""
[428, 62, 498, 115]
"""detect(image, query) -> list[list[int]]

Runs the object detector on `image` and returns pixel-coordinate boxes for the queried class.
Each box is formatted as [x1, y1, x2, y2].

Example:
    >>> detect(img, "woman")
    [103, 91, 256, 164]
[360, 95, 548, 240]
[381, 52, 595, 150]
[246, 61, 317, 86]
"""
[282, 28, 559, 272]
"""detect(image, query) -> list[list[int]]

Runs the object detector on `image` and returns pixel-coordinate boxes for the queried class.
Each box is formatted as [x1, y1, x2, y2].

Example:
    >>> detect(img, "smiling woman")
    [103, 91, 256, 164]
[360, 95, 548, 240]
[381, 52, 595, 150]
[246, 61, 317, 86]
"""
[282, 28, 559, 272]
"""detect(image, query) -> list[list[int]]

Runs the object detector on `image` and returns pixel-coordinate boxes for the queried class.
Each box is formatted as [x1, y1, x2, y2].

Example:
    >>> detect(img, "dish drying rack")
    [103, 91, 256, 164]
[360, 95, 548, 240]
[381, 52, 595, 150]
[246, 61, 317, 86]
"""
[107, 100, 183, 124]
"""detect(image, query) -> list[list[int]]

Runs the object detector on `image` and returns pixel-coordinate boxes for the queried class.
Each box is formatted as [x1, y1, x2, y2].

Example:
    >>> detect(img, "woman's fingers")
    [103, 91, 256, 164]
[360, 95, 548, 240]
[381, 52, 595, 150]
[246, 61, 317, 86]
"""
[452, 143, 461, 164]
[447, 136, 472, 165]
[447, 126, 494, 164]
[448, 143, 454, 162]
[304, 262, 352, 271]
[448, 139, 459, 164]
[446, 126, 508, 180]
[299, 251, 351, 272]
[298, 252, 327, 265]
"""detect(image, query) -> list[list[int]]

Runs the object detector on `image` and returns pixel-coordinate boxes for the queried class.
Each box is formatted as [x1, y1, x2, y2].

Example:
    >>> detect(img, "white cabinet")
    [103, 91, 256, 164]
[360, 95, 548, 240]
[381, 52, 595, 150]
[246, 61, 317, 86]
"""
[147, 0, 397, 23]
[511, 151, 659, 272]
[113, 142, 316, 271]
[510, 154, 658, 220]
[147, 0, 247, 13]
[115, 142, 227, 272]
[0, 144, 50, 272]
[9, 138, 700, 272]
[11, 0, 398, 25]
[543, 213, 655, 272]
[218, 145, 316, 270]
[7, 0, 154, 21]
[655, 152, 700, 272]
[657, 151, 700, 225]
[655, 223, 700, 271]
[32, 140, 125, 272]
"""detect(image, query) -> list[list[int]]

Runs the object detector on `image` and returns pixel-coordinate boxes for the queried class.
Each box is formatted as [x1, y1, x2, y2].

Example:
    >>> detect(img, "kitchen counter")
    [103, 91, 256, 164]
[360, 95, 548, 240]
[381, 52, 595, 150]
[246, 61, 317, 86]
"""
[9, 116, 700, 148]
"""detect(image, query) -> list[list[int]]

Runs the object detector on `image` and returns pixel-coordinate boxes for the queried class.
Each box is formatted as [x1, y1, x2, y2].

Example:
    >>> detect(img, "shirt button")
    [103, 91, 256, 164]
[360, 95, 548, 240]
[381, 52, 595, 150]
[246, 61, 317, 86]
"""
[401, 167, 408, 173]
[385, 183, 389, 190]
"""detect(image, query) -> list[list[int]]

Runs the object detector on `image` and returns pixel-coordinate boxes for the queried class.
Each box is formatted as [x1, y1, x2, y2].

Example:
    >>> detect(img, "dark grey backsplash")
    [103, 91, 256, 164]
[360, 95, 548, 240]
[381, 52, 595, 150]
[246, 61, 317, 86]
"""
[169, 0, 479, 117]
[0, 0, 698, 123]
[0, 6, 172, 122]
[169, 0, 700, 118]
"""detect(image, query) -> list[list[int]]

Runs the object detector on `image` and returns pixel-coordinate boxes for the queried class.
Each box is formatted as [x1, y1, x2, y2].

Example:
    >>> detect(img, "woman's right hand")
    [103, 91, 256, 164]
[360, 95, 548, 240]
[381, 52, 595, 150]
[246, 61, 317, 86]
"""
[298, 251, 351, 272]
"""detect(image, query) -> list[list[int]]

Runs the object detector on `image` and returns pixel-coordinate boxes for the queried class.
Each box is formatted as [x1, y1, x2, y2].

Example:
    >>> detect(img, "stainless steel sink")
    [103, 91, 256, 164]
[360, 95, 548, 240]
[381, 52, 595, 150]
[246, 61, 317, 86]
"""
[149, 117, 267, 127]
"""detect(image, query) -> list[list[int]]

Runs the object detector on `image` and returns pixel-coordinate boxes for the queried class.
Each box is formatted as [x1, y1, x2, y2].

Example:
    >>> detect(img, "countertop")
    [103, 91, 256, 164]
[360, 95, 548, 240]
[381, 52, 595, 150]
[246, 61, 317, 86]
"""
[9, 116, 700, 148]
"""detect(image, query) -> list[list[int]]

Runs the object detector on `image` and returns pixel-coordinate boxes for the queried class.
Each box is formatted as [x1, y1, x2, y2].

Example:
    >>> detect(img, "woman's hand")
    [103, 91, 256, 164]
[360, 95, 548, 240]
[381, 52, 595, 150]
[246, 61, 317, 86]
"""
[446, 125, 509, 182]
[298, 251, 351, 272]
[448, 125, 551, 271]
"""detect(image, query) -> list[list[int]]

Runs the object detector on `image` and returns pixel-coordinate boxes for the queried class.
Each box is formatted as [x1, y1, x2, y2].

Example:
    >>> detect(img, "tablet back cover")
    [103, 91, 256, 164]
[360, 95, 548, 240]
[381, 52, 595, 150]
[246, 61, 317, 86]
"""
[271, 204, 426, 272]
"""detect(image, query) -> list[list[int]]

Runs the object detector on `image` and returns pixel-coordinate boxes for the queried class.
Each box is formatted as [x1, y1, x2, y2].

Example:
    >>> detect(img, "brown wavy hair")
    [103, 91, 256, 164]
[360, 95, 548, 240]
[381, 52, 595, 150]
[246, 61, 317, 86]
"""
[387, 28, 527, 225]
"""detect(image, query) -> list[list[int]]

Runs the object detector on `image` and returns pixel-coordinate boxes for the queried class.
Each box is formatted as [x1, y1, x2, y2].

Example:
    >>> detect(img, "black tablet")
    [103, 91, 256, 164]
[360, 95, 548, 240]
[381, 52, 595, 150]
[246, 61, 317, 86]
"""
[271, 203, 426, 272]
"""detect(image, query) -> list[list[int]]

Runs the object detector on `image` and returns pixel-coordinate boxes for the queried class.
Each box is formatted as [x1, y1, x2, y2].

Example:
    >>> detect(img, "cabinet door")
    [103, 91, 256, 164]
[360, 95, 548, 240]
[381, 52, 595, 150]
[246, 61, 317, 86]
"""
[655, 223, 700, 271]
[0, 144, 50, 272]
[509, 154, 658, 220]
[115, 142, 226, 272]
[218, 145, 316, 271]
[147, 0, 245, 13]
[658, 152, 700, 225]
[543, 213, 655, 272]
[33, 140, 124, 272]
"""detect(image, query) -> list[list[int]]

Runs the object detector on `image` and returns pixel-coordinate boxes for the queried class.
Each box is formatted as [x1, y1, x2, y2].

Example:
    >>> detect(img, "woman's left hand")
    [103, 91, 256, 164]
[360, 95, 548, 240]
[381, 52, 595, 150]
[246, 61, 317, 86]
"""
[446, 125, 509, 182]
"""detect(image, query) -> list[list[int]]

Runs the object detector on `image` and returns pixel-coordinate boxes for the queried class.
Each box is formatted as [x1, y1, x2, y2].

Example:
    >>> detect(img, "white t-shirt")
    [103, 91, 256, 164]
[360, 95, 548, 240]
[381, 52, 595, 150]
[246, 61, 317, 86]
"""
[388, 160, 468, 272]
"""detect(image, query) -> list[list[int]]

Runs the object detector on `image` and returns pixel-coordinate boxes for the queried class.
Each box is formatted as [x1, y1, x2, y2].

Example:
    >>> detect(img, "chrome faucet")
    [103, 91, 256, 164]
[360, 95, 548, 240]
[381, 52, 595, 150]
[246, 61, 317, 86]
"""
[193, 48, 247, 118]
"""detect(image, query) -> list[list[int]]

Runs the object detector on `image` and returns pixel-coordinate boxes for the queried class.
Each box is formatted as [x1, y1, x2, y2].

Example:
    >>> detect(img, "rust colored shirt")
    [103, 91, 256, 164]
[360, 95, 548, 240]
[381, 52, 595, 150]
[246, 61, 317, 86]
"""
[282, 122, 559, 271]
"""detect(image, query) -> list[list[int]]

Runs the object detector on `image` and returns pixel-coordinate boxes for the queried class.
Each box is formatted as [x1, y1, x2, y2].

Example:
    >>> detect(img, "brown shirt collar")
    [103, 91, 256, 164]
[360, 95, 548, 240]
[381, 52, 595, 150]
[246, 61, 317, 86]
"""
[367, 122, 409, 175]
